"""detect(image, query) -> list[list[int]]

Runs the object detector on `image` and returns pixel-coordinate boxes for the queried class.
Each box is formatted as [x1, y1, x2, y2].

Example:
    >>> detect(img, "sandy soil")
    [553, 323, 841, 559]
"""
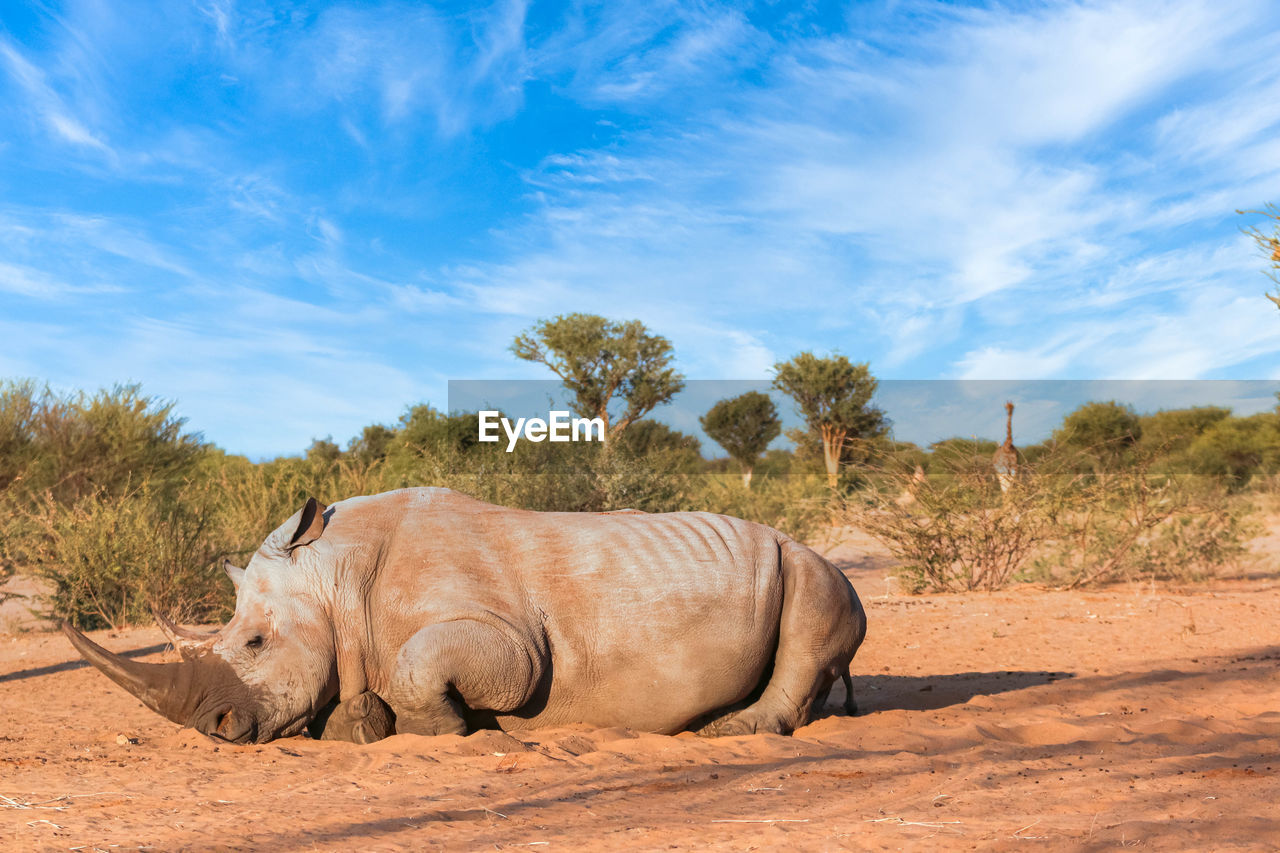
[2, 544, 1278, 851]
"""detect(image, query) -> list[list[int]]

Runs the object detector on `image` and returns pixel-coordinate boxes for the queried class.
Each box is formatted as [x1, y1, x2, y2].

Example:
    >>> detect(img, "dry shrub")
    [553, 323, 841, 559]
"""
[695, 472, 832, 544]
[381, 438, 695, 514]
[845, 450, 1255, 593]
[200, 453, 387, 563]
[844, 464, 1057, 592]
[0, 382, 227, 627]
[1033, 469, 1254, 587]
[0, 561, 16, 608]
[17, 483, 230, 630]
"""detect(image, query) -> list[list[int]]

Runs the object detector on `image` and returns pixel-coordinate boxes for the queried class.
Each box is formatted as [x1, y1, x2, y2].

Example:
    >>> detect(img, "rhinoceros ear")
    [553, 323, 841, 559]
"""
[223, 560, 245, 589]
[286, 496, 328, 551]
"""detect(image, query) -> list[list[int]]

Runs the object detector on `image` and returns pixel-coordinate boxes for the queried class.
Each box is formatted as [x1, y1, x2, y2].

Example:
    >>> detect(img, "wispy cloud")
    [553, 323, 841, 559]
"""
[2, 0, 1279, 457]
[0, 260, 124, 299]
[213, 1, 533, 139]
[0, 40, 112, 154]
[536, 0, 759, 104]
[455, 0, 1280, 381]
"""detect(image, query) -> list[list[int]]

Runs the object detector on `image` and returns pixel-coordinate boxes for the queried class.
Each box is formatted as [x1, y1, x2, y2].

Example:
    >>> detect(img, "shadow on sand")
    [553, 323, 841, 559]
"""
[817, 669, 1075, 717]
[0, 642, 170, 684]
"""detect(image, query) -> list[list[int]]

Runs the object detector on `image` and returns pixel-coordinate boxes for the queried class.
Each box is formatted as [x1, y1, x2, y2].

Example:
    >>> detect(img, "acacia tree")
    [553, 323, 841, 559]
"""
[1241, 203, 1280, 309]
[511, 313, 685, 441]
[772, 353, 886, 489]
[700, 391, 781, 489]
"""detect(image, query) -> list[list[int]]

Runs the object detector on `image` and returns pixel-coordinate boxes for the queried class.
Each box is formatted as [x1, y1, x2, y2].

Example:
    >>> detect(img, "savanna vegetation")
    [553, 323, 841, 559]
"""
[2, 313, 1277, 627]
[1243, 202, 1280, 310]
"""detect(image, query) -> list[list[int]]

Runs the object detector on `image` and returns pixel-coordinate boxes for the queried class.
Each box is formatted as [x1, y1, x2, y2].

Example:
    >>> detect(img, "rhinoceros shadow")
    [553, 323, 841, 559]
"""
[0, 642, 170, 684]
[816, 669, 1075, 717]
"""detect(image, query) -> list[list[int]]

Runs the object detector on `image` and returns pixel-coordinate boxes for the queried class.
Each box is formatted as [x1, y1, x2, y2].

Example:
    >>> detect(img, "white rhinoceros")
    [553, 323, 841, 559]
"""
[65, 488, 866, 744]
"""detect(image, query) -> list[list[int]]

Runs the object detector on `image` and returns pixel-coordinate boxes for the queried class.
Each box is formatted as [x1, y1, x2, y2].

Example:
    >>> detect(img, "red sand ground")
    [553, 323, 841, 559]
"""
[2, 536, 1278, 851]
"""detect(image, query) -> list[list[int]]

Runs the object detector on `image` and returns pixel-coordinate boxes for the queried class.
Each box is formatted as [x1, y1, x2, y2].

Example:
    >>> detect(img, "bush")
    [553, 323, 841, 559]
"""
[1032, 466, 1254, 587]
[4, 375, 1269, 626]
[0, 382, 222, 625]
[846, 447, 1256, 592]
[19, 483, 230, 630]
[2, 382, 204, 505]
[378, 426, 694, 514]
[844, 460, 1057, 592]
[1139, 407, 1231, 456]
[694, 472, 832, 543]
[1183, 412, 1280, 491]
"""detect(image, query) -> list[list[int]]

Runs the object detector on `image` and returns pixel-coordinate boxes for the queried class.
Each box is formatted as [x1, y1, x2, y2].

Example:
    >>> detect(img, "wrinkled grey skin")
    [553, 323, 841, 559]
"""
[66, 487, 867, 744]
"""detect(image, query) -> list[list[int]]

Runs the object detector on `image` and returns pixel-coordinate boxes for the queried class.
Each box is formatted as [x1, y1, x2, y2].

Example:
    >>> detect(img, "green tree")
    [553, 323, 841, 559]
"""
[700, 391, 782, 489]
[305, 437, 342, 467]
[615, 420, 701, 459]
[348, 423, 396, 465]
[1053, 401, 1142, 469]
[1138, 407, 1231, 457]
[393, 406, 483, 455]
[772, 353, 886, 489]
[511, 314, 685, 440]
[1186, 412, 1280, 490]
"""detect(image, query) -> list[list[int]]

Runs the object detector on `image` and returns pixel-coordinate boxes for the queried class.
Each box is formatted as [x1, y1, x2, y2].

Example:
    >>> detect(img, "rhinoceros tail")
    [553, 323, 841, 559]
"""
[841, 670, 859, 716]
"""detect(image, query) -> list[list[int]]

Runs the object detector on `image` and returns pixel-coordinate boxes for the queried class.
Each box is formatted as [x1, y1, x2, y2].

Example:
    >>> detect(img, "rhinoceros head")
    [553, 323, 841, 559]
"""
[64, 497, 340, 744]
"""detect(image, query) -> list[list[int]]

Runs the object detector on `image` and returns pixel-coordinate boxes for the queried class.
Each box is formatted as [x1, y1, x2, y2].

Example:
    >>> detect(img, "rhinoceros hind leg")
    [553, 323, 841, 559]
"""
[703, 542, 865, 737]
[317, 691, 396, 744]
[842, 672, 859, 716]
[387, 619, 543, 737]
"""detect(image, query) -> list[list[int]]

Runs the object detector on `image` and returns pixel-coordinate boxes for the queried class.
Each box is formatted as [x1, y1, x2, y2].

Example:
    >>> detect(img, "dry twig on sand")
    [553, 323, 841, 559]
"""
[0, 794, 70, 810]
[0, 791, 126, 811]
[866, 815, 963, 830]
[1012, 819, 1050, 839]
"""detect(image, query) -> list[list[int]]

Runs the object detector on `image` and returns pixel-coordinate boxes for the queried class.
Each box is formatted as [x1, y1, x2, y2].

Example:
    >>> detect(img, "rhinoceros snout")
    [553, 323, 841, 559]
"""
[203, 706, 258, 744]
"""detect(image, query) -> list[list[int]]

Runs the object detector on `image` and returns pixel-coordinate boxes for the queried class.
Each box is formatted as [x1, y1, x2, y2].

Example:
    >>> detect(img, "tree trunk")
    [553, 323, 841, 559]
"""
[741, 465, 754, 490]
[821, 428, 843, 489]
[597, 406, 612, 445]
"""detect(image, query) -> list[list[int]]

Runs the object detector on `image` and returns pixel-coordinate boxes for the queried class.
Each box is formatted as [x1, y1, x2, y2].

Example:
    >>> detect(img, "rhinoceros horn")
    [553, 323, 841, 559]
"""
[153, 610, 218, 642]
[62, 622, 220, 728]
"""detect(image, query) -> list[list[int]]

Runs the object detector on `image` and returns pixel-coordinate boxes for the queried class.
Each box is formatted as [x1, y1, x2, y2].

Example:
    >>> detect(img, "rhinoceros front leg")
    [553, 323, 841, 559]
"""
[385, 619, 542, 737]
[316, 691, 396, 744]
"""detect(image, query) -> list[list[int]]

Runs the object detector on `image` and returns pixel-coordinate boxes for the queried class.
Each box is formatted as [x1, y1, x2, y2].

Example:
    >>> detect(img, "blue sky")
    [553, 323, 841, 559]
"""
[3, 0, 1280, 458]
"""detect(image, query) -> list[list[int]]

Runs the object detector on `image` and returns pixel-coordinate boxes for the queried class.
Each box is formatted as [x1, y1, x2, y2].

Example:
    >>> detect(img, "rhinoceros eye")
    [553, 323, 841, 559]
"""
[245, 635, 265, 650]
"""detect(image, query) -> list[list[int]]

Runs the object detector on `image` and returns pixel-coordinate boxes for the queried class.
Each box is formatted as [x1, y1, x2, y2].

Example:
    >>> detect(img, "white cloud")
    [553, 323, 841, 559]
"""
[956, 285, 1280, 380]
[4, 0, 1280, 458]
[0, 261, 123, 299]
[235, 2, 532, 138]
[535, 0, 758, 104]
[456, 0, 1280, 384]
[0, 40, 112, 154]
[921, 0, 1230, 146]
